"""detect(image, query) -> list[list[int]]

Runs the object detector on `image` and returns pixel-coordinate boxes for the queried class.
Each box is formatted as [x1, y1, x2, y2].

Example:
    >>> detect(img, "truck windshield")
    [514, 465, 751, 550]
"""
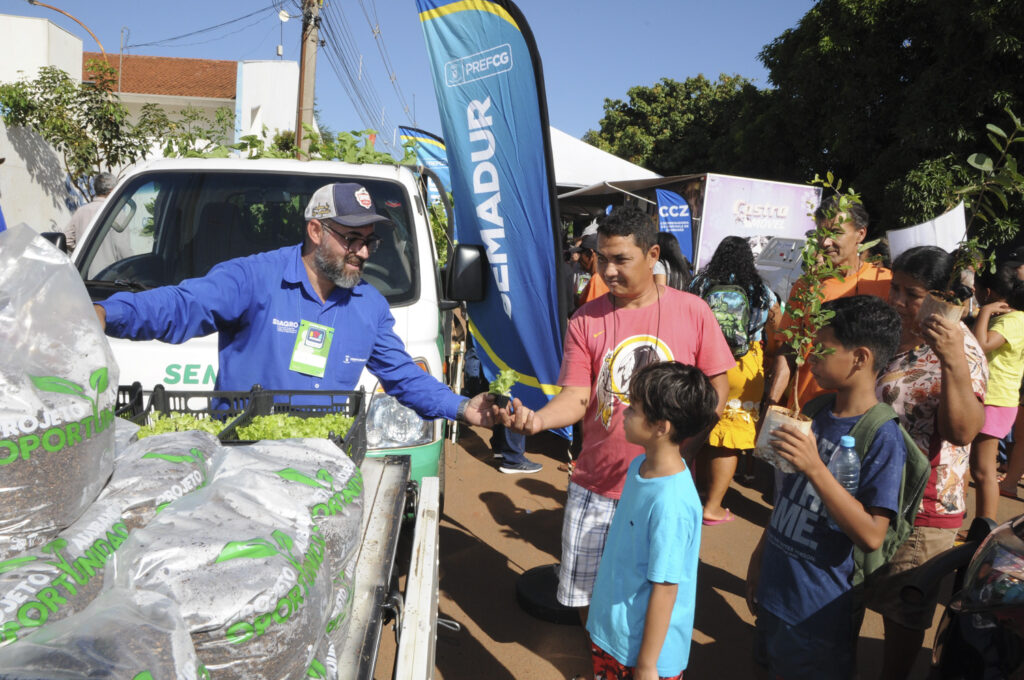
[78, 171, 420, 305]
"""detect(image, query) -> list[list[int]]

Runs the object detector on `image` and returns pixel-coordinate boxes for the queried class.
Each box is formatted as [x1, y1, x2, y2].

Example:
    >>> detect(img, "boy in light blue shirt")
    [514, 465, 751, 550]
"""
[587, 362, 719, 679]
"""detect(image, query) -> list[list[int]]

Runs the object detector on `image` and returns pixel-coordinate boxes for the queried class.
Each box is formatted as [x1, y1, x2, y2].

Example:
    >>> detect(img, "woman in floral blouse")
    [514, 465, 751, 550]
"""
[866, 245, 988, 680]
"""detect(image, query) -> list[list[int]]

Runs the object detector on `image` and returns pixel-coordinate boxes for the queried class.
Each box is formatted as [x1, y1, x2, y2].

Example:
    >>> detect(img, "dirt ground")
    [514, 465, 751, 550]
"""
[376, 425, 1023, 680]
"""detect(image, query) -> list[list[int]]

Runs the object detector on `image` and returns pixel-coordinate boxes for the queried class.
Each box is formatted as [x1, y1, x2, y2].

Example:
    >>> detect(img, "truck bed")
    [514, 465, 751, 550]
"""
[337, 455, 410, 680]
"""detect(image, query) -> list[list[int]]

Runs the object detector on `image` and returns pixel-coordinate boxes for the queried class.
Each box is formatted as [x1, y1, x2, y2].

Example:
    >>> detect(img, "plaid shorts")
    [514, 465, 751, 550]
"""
[591, 642, 684, 680]
[558, 481, 619, 607]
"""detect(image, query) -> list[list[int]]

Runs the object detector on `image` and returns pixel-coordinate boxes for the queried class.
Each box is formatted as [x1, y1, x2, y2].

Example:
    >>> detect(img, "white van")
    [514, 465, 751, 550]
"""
[71, 158, 483, 486]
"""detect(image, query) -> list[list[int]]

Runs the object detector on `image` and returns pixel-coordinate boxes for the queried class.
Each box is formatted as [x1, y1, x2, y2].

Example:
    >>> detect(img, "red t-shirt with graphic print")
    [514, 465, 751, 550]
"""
[560, 287, 735, 499]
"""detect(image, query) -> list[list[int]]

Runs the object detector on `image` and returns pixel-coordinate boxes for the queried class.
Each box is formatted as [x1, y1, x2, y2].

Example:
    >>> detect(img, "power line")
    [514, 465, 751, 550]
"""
[318, 2, 401, 154]
[126, 3, 278, 49]
[357, 0, 414, 126]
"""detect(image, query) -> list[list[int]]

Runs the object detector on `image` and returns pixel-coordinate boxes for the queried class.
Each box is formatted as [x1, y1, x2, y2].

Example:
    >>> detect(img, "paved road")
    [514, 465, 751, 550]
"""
[376, 425, 1023, 680]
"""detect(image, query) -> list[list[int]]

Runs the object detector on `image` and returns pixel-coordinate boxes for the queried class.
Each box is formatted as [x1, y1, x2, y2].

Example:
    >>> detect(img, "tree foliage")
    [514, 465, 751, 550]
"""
[0, 59, 167, 198]
[759, 0, 1024, 230]
[582, 74, 765, 177]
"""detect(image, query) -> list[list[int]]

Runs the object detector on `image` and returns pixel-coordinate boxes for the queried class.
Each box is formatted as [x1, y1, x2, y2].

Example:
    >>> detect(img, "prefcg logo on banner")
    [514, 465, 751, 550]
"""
[445, 44, 513, 87]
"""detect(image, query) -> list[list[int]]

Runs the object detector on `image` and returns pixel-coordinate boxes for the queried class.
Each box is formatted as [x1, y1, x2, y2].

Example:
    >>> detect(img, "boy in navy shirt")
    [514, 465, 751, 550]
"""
[746, 296, 906, 679]
[587, 362, 719, 679]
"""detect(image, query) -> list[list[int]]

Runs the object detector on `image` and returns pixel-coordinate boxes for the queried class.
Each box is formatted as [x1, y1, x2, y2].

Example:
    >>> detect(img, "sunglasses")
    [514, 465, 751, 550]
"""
[321, 221, 382, 254]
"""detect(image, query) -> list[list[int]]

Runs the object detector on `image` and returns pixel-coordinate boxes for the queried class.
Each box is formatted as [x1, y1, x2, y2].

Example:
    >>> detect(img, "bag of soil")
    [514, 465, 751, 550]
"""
[208, 440, 362, 578]
[208, 440, 362, 640]
[100, 430, 218, 531]
[113, 416, 141, 455]
[0, 496, 132, 647]
[0, 225, 118, 560]
[305, 635, 338, 680]
[109, 469, 333, 680]
[0, 587, 205, 679]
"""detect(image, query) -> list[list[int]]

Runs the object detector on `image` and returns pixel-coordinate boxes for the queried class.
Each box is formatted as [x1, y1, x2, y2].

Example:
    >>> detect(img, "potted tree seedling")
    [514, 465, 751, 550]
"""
[489, 368, 520, 408]
[754, 173, 858, 472]
[917, 107, 1024, 322]
[915, 238, 988, 323]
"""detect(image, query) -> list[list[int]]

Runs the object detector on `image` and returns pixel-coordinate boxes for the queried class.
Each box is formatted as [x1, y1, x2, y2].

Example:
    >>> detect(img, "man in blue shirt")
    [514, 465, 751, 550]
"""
[94, 182, 495, 426]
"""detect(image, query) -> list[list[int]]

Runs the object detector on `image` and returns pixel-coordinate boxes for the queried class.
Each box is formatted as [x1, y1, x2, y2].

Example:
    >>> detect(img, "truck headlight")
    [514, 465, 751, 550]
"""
[365, 393, 433, 448]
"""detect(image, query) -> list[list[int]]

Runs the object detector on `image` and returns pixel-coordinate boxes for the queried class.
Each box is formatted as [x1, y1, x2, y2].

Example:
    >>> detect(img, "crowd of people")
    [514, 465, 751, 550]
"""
[508, 200, 1024, 679]
[82, 172, 1019, 679]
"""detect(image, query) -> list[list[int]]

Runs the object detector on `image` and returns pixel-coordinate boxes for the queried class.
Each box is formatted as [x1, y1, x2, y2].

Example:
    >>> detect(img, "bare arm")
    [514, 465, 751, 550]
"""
[766, 351, 794, 405]
[923, 315, 986, 446]
[496, 385, 590, 435]
[973, 302, 1010, 354]
[634, 582, 678, 680]
[771, 424, 891, 551]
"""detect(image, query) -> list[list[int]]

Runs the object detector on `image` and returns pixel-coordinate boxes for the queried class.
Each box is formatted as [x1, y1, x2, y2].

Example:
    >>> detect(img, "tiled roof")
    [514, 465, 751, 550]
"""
[83, 52, 236, 99]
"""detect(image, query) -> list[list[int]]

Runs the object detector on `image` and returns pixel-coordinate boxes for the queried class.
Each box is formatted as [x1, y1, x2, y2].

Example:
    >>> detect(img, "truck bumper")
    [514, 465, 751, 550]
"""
[366, 438, 443, 486]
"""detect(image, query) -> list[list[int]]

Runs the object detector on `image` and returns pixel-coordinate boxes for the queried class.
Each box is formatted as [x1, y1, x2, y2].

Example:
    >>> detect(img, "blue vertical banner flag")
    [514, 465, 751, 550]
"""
[0, 201, 6, 233]
[398, 126, 452, 208]
[417, 0, 568, 435]
[656, 189, 692, 260]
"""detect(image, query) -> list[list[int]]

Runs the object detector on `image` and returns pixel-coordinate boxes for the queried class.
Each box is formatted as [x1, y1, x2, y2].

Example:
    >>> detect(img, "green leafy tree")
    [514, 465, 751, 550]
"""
[0, 59, 168, 198]
[301, 125, 415, 164]
[157, 105, 235, 158]
[583, 74, 765, 176]
[759, 0, 1024, 228]
[956, 107, 1024, 246]
[427, 197, 453, 268]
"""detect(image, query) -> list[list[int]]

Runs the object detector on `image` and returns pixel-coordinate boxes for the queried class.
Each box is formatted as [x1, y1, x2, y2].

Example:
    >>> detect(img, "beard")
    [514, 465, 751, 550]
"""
[315, 238, 364, 289]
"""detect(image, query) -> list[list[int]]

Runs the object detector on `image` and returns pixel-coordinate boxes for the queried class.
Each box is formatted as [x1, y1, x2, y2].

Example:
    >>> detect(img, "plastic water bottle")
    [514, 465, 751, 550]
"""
[827, 435, 860, 530]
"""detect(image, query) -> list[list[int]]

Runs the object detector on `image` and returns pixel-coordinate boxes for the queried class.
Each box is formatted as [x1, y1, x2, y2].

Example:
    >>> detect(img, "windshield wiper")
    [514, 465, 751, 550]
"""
[85, 279, 151, 292]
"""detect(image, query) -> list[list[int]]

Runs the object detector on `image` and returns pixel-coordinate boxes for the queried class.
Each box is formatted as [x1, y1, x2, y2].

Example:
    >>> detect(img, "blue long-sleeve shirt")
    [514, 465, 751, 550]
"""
[100, 244, 462, 420]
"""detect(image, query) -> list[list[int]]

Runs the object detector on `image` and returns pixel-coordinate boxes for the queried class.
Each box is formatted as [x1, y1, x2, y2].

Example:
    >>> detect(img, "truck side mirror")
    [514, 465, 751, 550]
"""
[40, 232, 68, 253]
[444, 243, 487, 302]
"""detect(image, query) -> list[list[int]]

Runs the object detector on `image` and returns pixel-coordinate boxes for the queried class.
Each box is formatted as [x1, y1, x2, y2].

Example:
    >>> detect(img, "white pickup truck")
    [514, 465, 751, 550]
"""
[60, 157, 488, 679]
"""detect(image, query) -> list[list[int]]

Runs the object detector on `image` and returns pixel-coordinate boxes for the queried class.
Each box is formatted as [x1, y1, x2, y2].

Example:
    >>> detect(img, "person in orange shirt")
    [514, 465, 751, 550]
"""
[765, 196, 892, 409]
[577, 231, 610, 306]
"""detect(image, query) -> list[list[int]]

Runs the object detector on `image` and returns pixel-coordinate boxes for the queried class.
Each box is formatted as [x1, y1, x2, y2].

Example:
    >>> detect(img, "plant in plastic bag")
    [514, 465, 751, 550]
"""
[0, 587, 205, 679]
[0, 225, 118, 559]
[109, 470, 333, 680]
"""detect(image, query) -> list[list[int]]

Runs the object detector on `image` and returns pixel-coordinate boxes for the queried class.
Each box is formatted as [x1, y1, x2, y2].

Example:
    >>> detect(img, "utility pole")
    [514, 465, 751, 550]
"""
[294, 0, 321, 158]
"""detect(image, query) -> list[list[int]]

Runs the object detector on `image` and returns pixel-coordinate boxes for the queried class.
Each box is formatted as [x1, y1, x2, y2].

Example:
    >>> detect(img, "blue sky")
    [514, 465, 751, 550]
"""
[5, 0, 816, 153]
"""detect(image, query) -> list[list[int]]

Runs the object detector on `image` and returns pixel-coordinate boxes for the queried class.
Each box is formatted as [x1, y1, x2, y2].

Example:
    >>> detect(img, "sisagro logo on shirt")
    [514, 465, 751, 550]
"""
[273, 318, 299, 334]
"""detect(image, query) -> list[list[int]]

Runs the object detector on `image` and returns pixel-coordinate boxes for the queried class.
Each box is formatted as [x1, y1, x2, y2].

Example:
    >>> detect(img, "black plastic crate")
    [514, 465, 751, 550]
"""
[115, 382, 145, 424]
[223, 388, 368, 465]
[139, 384, 256, 432]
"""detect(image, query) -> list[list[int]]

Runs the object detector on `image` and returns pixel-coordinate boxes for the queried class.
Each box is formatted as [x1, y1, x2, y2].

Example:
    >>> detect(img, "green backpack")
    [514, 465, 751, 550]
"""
[802, 394, 931, 587]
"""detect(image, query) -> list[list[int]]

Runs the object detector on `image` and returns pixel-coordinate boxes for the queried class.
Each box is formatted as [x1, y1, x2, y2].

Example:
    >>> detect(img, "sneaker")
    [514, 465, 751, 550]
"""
[499, 459, 542, 474]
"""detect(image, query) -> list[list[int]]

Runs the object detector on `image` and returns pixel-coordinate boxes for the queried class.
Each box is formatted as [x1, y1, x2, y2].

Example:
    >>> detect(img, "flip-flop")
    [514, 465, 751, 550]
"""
[1000, 487, 1023, 502]
[703, 509, 735, 526]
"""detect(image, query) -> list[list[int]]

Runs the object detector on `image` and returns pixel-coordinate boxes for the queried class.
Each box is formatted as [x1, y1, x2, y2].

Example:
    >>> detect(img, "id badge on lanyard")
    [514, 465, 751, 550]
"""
[289, 320, 334, 378]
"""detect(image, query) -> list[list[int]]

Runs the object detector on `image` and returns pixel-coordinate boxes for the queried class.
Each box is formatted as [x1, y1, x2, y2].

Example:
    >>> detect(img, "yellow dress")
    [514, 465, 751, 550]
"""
[707, 342, 765, 450]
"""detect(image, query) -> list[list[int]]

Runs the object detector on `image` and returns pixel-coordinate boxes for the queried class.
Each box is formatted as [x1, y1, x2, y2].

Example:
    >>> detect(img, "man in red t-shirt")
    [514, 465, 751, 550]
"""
[500, 206, 733, 619]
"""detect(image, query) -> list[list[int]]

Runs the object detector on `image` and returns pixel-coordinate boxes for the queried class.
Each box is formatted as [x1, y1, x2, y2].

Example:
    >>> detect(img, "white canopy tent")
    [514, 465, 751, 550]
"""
[549, 126, 660, 190]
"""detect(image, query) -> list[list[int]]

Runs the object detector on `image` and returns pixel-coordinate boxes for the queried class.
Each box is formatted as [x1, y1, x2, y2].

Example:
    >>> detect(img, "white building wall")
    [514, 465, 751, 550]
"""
[0, 120, 75, 232]
[236, 60, 299, 140]
[0, 13, 81, 84]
